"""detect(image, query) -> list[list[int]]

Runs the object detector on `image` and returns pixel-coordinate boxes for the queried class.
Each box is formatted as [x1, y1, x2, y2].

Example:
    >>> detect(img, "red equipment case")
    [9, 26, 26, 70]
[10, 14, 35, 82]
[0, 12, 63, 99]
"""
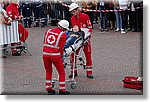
[123, 76, 143, 90]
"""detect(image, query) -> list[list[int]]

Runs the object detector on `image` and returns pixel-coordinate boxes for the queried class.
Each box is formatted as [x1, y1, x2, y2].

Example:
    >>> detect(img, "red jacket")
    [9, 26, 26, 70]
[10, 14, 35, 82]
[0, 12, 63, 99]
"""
[71, 12, 92, 33]
[6, 3, 20, 20]
[43, 28, 66, 56]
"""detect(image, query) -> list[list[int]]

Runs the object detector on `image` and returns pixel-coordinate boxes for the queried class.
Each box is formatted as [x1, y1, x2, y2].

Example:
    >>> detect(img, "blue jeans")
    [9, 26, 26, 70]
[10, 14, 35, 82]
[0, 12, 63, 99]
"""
[114, 8, 122, 29]
[99, 6, 108, 29]
[64, 36, 77, 49]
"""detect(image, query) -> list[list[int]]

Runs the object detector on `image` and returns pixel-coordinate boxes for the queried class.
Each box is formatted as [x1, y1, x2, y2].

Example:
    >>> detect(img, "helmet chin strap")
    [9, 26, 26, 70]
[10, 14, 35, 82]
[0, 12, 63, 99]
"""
[58, 25, 67, 31]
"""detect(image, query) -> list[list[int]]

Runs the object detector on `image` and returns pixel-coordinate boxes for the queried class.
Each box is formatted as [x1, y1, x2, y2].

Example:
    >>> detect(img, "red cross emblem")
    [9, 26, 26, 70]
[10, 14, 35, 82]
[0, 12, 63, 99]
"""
[47, 35, 56, 44]
[83, 24, 86, 27]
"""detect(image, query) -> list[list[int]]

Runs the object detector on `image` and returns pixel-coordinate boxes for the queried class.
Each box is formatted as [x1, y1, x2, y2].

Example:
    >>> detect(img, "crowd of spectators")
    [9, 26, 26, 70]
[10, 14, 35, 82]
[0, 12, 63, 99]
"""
[1, 0, 143, 33]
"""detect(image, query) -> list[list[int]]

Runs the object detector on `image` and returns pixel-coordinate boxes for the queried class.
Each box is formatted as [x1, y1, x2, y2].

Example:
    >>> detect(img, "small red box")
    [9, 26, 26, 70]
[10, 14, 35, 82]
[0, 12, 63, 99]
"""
[123, 76, 143, 90]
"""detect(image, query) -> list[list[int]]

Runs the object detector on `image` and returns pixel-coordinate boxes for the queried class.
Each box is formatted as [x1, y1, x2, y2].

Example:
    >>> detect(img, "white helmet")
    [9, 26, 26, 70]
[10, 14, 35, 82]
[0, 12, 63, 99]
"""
[10, 0, 19, 4]
[58, 20, 69, 30]
[69, 3, 79, 12]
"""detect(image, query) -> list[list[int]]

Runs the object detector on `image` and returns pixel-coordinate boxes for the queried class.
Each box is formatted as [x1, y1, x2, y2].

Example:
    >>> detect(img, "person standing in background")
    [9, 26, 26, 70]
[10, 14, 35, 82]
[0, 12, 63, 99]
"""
[6, 0, 29, 56]
[32, 0, 45, 27]
[20, 0, 32, 28]
[130, 0, 143, 32]
[82, 0, 95, 28]
[98, 0, 109, 32]
[118, 0, 128, 34]
[112, 0, 123, 33]
[107, 1, 115, 30]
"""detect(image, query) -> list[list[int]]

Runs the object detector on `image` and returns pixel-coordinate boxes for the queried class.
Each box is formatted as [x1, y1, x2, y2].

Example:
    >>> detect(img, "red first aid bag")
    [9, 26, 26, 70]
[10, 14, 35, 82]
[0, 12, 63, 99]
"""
[123, 76, 143, 90]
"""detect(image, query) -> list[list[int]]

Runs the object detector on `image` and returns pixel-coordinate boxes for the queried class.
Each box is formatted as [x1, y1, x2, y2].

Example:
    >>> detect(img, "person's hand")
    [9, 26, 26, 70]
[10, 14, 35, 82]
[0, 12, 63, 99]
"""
[0, 17, 5, 22]
[70, 34, 78, 37]
[4, 17, 12, 26]
[18, 15, 23, 20]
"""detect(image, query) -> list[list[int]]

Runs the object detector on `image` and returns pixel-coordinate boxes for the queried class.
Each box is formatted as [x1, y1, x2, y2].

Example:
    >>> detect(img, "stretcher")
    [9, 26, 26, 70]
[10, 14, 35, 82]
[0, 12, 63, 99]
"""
[0, 20, 20, 45]
[52, 28, 91, 89]
[64, 28, 91, 56]
[0, 20, 31, 57]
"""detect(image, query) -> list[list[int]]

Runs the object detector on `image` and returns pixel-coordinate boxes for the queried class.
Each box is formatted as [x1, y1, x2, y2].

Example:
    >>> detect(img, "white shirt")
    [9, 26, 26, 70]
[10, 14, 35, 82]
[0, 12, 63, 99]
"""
[100, 0, 104, 6]
[119, 0, 128, 10]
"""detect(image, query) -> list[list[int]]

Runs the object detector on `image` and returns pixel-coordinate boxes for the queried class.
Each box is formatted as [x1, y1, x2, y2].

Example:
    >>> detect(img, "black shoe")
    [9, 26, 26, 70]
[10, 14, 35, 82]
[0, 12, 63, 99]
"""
[2, 55, 7, 58]
[59, 91, 70, 95]
[132, 28, 137, 32]
[41, 24, 45, 28]
[47, 90, 56, 95]
[69, 73, 78, 78]
[24, 25, 27, 28]
[136, 29, 141, 32]
[87, 75, 94, 79]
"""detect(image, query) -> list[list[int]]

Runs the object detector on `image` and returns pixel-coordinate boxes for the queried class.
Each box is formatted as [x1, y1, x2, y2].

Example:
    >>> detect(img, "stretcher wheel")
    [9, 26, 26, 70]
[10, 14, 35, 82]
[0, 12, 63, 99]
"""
[71, 82, 76, 89]
[52, 82, 55, 88]
[83, 65, 86, 69]
[79, 57, 83, 61]
[64, 63, 67, 68]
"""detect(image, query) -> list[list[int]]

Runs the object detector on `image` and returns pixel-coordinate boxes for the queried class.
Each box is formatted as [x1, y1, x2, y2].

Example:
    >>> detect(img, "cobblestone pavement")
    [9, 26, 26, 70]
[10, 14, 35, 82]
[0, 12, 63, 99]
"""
[1, 24, 143, 95]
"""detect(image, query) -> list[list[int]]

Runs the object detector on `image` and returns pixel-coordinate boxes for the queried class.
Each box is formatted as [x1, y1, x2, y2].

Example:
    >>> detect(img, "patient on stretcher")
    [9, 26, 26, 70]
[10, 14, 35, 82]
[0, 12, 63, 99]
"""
[64, 25, 84, 49]
[64, 25, 91, 56]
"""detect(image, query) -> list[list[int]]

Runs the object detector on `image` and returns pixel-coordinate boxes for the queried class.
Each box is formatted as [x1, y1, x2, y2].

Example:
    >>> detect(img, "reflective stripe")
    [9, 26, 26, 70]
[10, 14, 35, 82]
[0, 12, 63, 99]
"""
[60, 87, 65, 89]
[23, 17, 27, 20]
[46, 85, 52, 88]
[88, 26, 93, 29]
[86, 66, 93, 68]
[43, 52, 60, 56]
[41, 18, 45, 20]
[59, 82, 65, 84]
[86, 69, 92, 71]
[48, 31, 59, 36]
[55, 31, 64, 47]
[46, 80, 52, 83]
[44, 44, 59, 49]
[45, 29, 51, 40]
[36, 4, 42, 7]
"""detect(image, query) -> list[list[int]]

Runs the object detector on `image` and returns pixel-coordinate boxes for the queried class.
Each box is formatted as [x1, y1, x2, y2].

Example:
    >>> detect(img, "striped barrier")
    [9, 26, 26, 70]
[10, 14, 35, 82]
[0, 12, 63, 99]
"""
[0, 20, 20, 45]
[62, 3, 143, 13]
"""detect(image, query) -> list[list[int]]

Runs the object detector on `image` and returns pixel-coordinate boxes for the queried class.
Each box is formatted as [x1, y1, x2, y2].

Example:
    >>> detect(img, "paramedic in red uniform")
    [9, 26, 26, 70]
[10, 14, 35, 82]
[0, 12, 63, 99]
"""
[69, 3, 94, 79]
[43, 20, 70, 95]
[6, 0, 29, 56]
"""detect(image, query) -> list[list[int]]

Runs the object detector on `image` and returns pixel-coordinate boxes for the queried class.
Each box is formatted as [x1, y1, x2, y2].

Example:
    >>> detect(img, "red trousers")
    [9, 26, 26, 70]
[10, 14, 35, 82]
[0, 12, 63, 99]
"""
[18, 24, 28, 42]
[43, 55, 66, 92]
[70, 40, 93, 75]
